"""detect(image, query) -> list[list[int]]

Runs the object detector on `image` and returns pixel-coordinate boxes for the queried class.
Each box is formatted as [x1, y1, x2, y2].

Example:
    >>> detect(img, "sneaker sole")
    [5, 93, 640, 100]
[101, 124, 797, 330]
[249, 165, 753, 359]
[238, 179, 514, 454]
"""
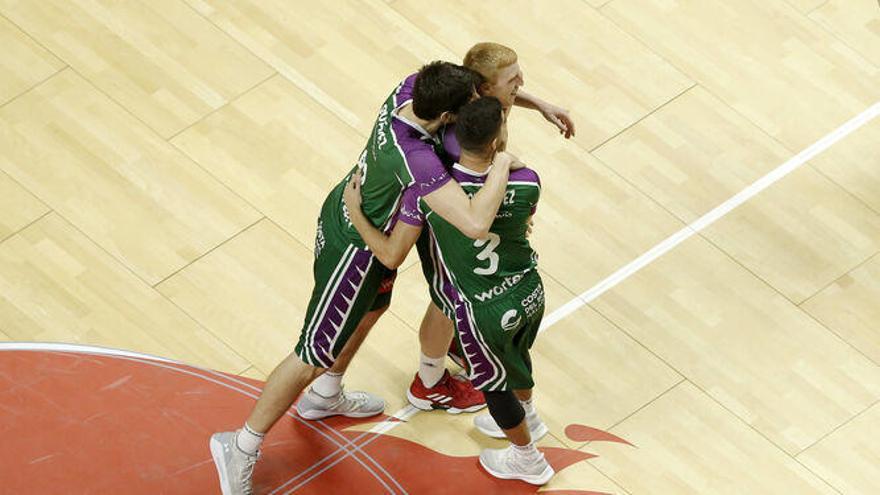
[296, 406, 385, 421]
[407, 389, 486, 414]
[478, 457, 555, 486]
[209, 436, 233, 495]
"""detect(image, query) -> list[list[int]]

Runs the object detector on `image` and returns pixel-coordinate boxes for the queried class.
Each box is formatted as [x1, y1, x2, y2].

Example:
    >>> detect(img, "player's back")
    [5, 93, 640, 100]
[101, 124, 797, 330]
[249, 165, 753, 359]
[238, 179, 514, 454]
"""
[421, 164, 541, 306]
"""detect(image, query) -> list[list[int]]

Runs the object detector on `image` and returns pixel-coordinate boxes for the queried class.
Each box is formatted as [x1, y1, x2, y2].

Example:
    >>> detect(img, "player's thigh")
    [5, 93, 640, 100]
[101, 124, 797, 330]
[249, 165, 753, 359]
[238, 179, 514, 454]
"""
[295, 241, 385, 368]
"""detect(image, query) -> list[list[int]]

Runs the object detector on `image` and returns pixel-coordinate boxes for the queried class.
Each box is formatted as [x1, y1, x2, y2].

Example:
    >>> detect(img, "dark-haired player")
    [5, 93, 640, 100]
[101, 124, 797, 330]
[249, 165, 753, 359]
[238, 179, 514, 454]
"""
[344, 97, 554, 485]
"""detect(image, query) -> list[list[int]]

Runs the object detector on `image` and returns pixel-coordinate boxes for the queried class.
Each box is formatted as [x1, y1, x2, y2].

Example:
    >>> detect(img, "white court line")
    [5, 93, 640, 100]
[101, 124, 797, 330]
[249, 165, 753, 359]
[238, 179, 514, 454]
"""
[376, 100, 880, 435]
[540, 101, 880, 331]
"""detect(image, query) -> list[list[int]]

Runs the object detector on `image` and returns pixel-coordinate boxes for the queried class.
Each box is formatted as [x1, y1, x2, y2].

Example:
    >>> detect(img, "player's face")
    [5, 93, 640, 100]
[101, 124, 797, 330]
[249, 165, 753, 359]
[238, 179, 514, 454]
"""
[482, 62, 523, 108]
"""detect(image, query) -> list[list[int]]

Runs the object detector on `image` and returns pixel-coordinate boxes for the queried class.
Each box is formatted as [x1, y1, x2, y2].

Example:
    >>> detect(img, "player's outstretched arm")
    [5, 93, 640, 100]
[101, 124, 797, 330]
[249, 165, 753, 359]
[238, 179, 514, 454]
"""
[422, 151, 517, 240]
[514, 91, 576, 139]
[343, 170, 422, 270]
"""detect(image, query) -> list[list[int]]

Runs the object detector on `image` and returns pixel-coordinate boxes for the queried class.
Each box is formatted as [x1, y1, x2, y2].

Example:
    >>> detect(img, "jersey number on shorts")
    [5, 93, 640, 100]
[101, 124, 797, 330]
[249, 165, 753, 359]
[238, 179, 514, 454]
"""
[473, 233, 501, 275]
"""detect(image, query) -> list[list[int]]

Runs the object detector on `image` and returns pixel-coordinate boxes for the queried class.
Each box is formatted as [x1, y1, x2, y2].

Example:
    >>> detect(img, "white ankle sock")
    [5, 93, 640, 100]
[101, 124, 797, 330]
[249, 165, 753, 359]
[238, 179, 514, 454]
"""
[236, 423, 264, 455]
[310, 371, 343, 399]
[512, 442, 539, 458]
[418, 353, 445, 388]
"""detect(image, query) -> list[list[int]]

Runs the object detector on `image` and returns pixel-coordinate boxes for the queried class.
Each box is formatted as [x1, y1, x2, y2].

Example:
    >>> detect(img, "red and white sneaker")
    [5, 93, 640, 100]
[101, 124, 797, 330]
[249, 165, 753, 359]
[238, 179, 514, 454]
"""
[407, 370, 486, 414]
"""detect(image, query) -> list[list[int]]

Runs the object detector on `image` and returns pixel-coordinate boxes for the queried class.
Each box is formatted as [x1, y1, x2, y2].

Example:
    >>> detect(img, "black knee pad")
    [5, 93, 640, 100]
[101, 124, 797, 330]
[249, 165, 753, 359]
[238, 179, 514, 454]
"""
[483, 391, 525, 430]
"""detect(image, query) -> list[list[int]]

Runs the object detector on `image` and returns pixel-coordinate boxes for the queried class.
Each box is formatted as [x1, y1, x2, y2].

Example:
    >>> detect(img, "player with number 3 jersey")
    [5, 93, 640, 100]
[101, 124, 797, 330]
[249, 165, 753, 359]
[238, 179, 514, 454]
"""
[344, 96, 554, 485]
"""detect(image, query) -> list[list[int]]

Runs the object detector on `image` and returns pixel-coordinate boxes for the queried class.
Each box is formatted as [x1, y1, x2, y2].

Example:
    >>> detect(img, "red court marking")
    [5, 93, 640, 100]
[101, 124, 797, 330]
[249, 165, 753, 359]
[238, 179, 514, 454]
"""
[0, 347, 631, 494]
[565, 425, 633, 446]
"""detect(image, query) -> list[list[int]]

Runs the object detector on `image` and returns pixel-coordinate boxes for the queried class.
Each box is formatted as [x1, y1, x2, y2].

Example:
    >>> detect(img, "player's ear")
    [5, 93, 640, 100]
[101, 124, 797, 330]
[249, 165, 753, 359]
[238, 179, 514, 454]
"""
[439, 111, 455, 124]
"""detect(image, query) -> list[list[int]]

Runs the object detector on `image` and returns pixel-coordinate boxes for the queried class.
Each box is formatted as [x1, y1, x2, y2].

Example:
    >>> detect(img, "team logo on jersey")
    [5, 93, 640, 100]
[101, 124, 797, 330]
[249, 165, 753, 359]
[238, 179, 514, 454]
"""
[500, 309, 522, 332]
[473, 272, 524, 302]
[520, 283, 545, 318]
[314, 219, 326, 259]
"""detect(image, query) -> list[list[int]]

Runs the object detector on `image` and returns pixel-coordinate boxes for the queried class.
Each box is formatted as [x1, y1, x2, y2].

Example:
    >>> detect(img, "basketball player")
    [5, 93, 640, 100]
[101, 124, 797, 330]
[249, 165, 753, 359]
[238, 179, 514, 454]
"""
[209, 62, 520, 495]
[344, 96, 553, 484]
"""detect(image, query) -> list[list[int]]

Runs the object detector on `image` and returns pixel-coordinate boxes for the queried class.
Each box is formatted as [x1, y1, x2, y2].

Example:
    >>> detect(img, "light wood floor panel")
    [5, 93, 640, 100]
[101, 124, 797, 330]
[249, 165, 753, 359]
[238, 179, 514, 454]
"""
[0, 0, 274, 138]
[156, 219, 317, 376]
[391, 0, 694, 150]
[594, 87, 797, 222]
[507, 115, 685, 294]
[799, 401, 880, 494]
[186, 0, 454, 134]
[171, 74, 363, 248]
[802, 253, 880, 365]
[531, 291, 681, 449]
[0, 171, 48, 242]
[810, 118, 880, 215]
[596, 87, 880, 302]
[589, 382, 837, 495]
[591, 235, 880, 454]
[601, 0, 879, 151]
[237, 366, 266, 381]
[0, 213, 249, 372]
[705, 165, 880, 303]
[810, 0, 880, 68]
[0, 14, 63, 106]
[0, 70, 261, 285]
[784, 0, 828, 14]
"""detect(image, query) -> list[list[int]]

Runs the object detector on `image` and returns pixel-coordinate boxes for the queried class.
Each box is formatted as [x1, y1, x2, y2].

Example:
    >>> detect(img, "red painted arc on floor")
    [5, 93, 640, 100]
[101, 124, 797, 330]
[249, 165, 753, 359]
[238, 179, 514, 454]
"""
[0, 344, 632, 494]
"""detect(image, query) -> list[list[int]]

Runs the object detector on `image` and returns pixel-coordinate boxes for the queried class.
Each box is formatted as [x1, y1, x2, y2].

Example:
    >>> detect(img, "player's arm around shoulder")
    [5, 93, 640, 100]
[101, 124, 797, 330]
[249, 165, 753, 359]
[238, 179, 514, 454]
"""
[422, 151, 519, 240]
[343, 169, 422, 269]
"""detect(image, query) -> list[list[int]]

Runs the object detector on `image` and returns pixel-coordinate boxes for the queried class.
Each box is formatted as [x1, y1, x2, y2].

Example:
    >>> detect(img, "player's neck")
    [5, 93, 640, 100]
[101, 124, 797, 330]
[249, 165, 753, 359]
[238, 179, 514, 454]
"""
[459, 152, 492, 173]
[397, 102, 442, 135]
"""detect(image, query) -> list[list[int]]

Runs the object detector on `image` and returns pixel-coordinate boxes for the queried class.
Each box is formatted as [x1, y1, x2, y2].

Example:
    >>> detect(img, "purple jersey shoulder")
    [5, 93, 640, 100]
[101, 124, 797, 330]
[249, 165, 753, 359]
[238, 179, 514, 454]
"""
[389, 73, 451, 196]
[394, 73, 418, 107]
[396, 186, 425, 227]
[440, 125, 461, 163]
[509, 167, 541, 186]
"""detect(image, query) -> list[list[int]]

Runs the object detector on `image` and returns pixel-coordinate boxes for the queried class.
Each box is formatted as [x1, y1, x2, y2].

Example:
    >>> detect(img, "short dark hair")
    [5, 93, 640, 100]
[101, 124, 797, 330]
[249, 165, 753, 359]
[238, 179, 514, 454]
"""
[454, 96, 503, 153]
[412, 61, 482, 120]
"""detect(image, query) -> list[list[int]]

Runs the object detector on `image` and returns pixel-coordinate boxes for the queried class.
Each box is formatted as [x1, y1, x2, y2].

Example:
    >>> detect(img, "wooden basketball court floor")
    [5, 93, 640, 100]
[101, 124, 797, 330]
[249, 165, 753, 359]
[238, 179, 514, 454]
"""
[1, 0, 879, 493]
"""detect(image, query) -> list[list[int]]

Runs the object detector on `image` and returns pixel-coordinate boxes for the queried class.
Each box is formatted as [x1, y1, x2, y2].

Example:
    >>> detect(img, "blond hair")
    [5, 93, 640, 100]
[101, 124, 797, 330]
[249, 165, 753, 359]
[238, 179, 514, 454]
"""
[463, 42, 518, 84]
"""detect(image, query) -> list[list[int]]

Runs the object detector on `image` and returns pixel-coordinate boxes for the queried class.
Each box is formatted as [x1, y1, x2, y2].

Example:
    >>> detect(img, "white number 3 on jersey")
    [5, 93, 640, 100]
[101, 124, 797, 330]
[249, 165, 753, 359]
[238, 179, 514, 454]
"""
[473, 233, 501, 275]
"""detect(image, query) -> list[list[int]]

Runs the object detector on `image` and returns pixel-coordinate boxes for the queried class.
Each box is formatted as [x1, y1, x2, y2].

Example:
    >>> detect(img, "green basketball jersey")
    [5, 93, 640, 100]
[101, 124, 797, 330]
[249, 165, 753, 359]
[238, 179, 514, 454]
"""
[399, 163, 541, 307]
[322, 73, 452, 247]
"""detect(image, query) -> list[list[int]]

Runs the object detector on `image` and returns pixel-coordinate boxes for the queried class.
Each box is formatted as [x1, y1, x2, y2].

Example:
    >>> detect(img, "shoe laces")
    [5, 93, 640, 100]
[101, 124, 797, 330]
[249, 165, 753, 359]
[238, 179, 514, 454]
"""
[327, 386, 368, 411]
[238, 450, 259, 495]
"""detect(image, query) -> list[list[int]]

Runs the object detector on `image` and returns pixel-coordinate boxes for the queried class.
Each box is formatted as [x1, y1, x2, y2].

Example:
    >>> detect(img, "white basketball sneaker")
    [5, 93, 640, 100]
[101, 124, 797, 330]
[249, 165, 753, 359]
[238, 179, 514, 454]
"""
[474, 411, 549, 441]
[209, 430, 259, 495]
[479, 444, 555, 485]
[295, 386, 385, 420]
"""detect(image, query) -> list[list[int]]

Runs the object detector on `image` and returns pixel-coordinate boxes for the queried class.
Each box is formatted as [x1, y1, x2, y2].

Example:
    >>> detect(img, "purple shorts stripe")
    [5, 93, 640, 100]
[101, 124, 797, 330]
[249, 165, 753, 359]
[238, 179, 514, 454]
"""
[433, 249, 503, 390]
[307, 249, 374, 367]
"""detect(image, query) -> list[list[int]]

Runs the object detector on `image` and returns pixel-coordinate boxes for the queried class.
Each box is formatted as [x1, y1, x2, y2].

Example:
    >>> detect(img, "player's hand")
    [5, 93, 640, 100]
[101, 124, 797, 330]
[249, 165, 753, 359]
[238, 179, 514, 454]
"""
[492, 151, 514, 170]
[344, 168, 363, 213]
[540, 103, 575, 139]
[501, 151, 527, 171]
[526, 218, 535, 239]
